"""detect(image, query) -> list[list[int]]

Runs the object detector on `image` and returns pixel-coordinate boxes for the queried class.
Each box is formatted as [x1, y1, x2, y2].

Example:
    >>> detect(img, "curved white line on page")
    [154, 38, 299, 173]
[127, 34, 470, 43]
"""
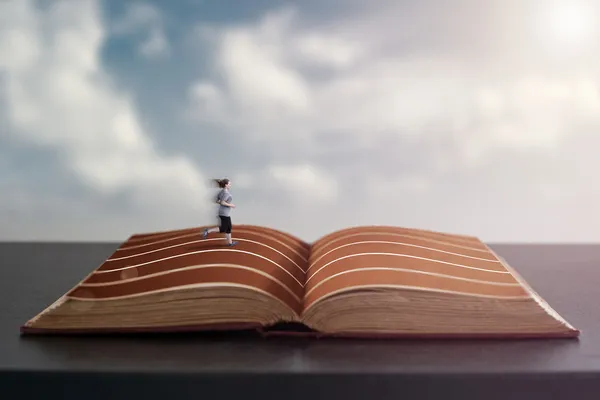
[117, 229, 309, 262]
[126, 228, 198, 243]
[310, 231, 490, 259]
[307, 240, 500, 272]
[125, 225, 308, 253]
[120, 232, 207, 249]
[68, 282, 300, 311]
[314, 226, 482, 248]
[303, 284, 531, 313]
[96, 248, 305, 287]
[81, 264, 303, 303]
[305, 266, 522, 298]
[107, 237, 304, 273]
[306, 252, 509, 284]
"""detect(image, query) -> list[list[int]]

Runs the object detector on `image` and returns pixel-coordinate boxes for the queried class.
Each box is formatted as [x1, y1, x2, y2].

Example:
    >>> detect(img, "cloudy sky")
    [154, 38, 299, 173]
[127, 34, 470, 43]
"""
[1, 0, 599, 243]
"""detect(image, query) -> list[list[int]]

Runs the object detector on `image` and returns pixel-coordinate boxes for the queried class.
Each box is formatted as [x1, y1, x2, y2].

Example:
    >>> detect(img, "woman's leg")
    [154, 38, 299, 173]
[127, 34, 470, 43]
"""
[222, 217, 237, 246]
[202, 217, 222, 239]
[203, 216, 236, 246]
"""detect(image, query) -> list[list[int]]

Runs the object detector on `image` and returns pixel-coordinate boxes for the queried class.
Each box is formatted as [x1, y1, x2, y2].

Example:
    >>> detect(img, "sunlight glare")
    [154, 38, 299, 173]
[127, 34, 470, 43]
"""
[542, 3, 593, 44]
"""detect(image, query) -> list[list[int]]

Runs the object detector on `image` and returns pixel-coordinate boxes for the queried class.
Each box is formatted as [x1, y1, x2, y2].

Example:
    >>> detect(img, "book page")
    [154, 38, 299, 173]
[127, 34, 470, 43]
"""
[66, 225, 311, 316]
[302, 225, 531, 312]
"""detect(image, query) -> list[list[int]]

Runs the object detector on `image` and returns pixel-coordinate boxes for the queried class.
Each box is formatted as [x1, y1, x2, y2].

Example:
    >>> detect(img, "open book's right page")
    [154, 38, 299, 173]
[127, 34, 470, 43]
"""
[300, 225, 579, 338]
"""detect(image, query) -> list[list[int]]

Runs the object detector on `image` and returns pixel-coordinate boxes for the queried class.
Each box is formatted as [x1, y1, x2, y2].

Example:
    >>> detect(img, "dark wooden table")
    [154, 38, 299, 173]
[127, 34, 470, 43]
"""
[1, 242, 599, 399]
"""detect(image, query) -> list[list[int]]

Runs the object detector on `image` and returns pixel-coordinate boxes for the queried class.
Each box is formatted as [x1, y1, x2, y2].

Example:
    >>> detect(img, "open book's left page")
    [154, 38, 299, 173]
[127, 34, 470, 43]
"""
[21, 225, 311, 334]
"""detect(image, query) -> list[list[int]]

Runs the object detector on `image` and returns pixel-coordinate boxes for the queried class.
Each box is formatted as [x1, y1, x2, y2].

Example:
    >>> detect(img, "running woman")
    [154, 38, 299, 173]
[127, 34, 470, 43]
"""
[202, 178, 238, 246]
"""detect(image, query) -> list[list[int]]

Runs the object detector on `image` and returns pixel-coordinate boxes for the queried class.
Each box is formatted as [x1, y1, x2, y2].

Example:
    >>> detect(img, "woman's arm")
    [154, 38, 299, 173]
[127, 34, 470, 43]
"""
[218, 194, 235, 207]
[216, 190, 235, 207]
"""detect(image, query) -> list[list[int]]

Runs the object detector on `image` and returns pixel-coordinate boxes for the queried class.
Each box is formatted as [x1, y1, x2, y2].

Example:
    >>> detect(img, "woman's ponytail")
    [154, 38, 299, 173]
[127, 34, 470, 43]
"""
[213, 178, 230, 188]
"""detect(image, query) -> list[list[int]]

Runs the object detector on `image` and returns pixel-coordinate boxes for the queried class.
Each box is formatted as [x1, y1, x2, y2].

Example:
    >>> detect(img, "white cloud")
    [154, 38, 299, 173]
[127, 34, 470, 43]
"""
[187, 4, 600, 169]
[369, 174, 431, 198]
[458, 76, 600, 164]
[228, 163, 339, 206]
[293, 33, 362, 69]
[266, 163, 339, 205]
[0, 0, 209, 230]
[139, 27, 169, 58]
[218, 28, 311, 114]
[179, 2, 600, 243]
[3, 0, 600, 243]
[230, 172, 254, 189]
[186, 8, 314, 145]
[111, 2, 169, 58]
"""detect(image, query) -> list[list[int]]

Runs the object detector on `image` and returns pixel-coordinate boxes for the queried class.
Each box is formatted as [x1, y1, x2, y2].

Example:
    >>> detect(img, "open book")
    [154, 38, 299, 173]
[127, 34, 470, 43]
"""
[21, 224, 579, 338]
